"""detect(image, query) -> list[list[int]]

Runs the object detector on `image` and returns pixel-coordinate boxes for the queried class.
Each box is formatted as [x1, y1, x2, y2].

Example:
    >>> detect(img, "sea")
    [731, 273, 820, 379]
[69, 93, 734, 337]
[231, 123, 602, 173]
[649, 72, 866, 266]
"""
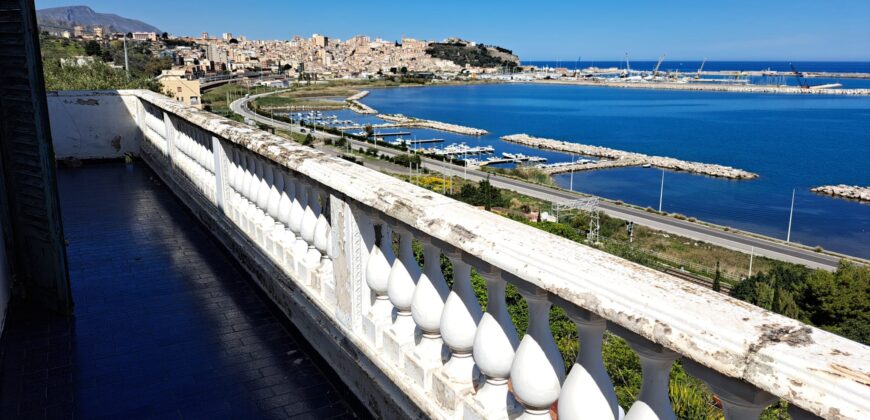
[318, 63, 870, 259]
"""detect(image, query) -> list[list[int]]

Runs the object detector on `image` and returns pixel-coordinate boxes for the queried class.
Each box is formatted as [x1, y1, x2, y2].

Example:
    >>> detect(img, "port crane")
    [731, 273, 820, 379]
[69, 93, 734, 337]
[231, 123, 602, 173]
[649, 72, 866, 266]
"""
[790, 63, 810, 89]
[652, 54, 666, 77]
[695, 57, 707, 79]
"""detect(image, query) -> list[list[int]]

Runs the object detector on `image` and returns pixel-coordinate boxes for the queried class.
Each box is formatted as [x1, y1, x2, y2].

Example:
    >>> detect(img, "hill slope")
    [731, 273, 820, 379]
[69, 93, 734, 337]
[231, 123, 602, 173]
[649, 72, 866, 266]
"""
[426, 39, 520, 69]
[37, 5, 161, 34]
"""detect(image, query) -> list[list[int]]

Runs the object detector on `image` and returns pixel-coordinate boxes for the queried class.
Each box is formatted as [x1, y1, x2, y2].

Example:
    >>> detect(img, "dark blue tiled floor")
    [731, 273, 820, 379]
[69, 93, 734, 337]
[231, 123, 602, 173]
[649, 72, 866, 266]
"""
[0, 161, 366, 419]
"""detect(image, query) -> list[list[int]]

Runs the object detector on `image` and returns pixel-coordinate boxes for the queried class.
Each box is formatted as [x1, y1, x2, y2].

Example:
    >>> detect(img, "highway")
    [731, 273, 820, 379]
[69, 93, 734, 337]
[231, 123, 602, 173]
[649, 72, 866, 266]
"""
[231, 92, 852, 271]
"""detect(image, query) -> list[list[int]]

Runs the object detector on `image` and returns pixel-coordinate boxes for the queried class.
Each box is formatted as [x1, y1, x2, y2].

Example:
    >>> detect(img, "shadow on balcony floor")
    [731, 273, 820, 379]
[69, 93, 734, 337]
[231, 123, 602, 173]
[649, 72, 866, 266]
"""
[0, 161, 367, 419]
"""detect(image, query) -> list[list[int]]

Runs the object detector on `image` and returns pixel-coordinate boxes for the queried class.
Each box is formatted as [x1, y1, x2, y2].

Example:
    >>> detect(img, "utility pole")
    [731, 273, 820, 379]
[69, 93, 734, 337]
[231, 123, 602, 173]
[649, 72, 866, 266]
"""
[786, 188, 796, 243]
[123, 33, 129, 80]
[658, 169, 665, 212]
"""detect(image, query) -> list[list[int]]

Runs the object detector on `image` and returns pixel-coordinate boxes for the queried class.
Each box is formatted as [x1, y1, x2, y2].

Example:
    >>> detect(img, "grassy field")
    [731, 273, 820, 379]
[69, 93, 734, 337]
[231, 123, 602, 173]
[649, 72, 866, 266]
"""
[201, 84, 286, 116]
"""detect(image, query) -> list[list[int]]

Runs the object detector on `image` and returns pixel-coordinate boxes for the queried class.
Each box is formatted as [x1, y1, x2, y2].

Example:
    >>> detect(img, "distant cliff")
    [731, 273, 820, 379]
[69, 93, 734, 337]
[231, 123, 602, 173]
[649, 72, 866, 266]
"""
[37, 6, 162, 34]
[425, 39, 519, 69]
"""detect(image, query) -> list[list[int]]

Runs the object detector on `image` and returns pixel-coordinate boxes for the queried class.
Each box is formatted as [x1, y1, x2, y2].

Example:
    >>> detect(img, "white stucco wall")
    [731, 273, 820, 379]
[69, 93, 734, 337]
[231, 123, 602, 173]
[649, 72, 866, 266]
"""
[47, 91, 142, 159]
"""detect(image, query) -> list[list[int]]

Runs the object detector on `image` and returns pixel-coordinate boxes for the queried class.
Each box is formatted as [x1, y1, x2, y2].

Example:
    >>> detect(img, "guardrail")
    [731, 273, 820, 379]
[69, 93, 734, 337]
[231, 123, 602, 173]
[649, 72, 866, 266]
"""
[55, 90, 870, 419]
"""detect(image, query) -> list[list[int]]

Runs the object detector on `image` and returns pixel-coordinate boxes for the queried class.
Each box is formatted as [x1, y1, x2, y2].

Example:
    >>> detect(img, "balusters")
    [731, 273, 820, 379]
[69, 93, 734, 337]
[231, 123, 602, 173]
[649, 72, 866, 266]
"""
[410, 240, 449, 362]
[289, 177, 309, 271]
[558, 306, 620, 420]
[299, 182, 318, 262]
[511, 283, 565, 419]
[312, 187, 330, 266]
[472, 268, 519, 414]
[440, 254, 482, 384]
[615, 326, 679, 420]
[404, 239, 449, 389]
[683, 360, 777, 420]
[366, 219, 395, 323]
[383, 225, 420, 365]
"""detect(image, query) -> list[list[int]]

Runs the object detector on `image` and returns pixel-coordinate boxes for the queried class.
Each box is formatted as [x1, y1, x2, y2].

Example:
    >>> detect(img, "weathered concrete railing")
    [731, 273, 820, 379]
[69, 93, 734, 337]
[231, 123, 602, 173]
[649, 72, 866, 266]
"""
[49, 90, 869, 420]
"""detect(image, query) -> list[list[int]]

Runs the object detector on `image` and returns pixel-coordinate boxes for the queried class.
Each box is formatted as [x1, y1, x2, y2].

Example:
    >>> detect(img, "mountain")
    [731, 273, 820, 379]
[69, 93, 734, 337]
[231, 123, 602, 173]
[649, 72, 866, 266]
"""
[37, 6, 162, 34]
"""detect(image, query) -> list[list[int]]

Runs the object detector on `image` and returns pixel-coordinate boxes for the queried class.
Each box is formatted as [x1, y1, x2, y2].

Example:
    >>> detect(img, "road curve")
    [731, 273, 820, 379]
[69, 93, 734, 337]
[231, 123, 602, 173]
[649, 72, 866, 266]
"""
[231, 94, 850, 271]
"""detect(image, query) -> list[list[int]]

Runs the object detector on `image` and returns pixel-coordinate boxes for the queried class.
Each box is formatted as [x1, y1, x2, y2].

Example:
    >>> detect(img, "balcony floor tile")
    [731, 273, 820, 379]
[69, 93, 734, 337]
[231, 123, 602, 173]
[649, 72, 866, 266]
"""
[0, 161, 366, 420]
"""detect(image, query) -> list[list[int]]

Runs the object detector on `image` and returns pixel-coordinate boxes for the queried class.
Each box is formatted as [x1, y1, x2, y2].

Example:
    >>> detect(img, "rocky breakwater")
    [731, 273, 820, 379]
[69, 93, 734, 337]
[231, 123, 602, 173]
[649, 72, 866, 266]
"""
[378, 113, 488, 136]
[811, 185, 870, 202]
[502, 134, 759, 180]
[346, 91, 378, 114]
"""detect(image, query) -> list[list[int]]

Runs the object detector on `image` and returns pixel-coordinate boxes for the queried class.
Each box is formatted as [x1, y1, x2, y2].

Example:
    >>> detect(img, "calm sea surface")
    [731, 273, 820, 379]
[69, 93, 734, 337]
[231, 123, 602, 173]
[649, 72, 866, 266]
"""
[356, 83, 870, 258]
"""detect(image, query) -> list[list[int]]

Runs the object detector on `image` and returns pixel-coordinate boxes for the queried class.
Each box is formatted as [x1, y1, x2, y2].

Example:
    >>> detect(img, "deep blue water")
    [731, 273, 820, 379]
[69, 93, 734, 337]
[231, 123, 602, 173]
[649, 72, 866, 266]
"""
[525, 61, 870, 89]
[355, 84, 870, 258]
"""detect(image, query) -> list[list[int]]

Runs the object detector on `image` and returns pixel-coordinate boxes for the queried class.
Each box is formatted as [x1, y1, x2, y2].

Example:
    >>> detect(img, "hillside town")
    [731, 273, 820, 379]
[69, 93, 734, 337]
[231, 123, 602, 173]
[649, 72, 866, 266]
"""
[42, 22, 518, 80]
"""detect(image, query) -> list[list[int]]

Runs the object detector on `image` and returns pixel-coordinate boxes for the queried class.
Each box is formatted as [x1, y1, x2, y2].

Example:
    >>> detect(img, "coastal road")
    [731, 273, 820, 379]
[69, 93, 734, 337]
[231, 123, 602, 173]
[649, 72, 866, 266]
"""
[231, 93, 848, 271]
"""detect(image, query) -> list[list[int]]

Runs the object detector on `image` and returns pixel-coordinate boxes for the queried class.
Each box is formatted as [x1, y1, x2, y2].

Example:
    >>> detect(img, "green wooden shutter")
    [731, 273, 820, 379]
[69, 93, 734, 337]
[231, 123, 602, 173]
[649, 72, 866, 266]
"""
[0, 0, 72, 313]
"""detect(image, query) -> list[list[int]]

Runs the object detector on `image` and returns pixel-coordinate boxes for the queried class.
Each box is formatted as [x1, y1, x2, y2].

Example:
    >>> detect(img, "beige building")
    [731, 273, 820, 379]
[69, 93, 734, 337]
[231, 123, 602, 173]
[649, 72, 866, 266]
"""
[157, 69, 202, 109]
[222, 32, 233, 41]
[311, 33, 328, 48]
[132, 32, 158, 41]
[93, 27, 103, 38]
[73, 25, 84, 37]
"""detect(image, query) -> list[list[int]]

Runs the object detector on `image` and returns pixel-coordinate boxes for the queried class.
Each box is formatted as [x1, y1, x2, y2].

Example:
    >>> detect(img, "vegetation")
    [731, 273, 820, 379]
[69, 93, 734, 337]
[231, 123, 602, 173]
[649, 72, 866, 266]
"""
[39, 33, 169, 91]
[731, 261, 869, 344]
[426, 41, 519, 69]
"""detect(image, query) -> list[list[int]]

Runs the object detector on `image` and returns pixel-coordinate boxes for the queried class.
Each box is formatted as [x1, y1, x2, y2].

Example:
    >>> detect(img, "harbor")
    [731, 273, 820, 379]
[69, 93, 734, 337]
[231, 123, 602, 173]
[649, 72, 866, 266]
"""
[532, 79, 870, 95]
[502, 133, 759, 179]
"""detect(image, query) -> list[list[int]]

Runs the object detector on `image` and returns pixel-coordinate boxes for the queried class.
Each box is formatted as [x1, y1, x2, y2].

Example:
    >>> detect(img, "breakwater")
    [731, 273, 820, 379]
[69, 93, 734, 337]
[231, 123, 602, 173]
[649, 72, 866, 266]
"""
[811, 185, 870, 202]
[502, 134, 758, 179]
[533, 79, 870, 95]
[346, 91, 378, 114]
[378, 113, 489, 135]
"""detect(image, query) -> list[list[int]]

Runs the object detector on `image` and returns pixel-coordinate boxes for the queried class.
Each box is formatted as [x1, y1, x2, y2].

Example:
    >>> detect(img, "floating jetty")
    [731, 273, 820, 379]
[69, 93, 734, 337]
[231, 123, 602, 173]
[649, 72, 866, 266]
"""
[534, 79, 870, 96]
[391, 138, 444, 146]
[346, 91, 378, 114]
[477, 153, 548, 166]
[811, 185, 870, 202]
[378, 114, 489, 135]
[429, 143, 495, 157]
[502, 134, 758, 179]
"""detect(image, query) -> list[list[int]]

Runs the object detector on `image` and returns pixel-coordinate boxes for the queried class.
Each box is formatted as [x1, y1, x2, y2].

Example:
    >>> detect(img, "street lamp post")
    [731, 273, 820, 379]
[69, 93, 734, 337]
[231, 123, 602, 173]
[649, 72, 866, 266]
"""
[786, 188, 796, 243]
[658, 169, 665, 212]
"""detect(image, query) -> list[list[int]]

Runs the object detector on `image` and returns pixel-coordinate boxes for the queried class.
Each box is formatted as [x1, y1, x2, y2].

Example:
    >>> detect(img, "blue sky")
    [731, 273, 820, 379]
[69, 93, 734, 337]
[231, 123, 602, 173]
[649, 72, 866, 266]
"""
[37, 0, 870, 61]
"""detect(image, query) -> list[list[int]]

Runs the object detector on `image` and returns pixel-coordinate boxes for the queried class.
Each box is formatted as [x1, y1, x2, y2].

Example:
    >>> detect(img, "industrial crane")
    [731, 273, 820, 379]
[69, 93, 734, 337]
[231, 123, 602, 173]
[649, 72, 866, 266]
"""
[652, 54, 666, 77]
[695, 57, 707, 80]
[790, 63, 810, 89]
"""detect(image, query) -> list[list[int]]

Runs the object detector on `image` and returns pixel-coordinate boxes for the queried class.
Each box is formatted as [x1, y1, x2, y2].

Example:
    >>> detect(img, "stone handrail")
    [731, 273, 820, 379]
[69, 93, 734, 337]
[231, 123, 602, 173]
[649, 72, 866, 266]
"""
[101, 89, 870, 419]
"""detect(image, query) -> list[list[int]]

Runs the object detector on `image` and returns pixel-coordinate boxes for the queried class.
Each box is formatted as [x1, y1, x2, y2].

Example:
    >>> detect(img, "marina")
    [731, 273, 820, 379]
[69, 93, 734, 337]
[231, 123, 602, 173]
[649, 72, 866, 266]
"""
[358, 84, 870, 258]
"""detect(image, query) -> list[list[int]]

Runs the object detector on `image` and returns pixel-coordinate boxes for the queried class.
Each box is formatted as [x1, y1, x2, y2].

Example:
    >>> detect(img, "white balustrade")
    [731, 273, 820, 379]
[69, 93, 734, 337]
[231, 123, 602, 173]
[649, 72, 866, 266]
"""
[310, 187, 328, 266]
[411, 240, 449, 363]
[440, 254, 482, 384]
[683, 360, 777, 420]
[299, 182, 318, 263]
[558, 306, 620, 420]
[617, 326, 679, 420]
[510, 284, 565, 419]
[365, 218, 394, 323]
[384, 225, 420, 365]
[472, 268, 519, 415]
[127, 92, 867, 420]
